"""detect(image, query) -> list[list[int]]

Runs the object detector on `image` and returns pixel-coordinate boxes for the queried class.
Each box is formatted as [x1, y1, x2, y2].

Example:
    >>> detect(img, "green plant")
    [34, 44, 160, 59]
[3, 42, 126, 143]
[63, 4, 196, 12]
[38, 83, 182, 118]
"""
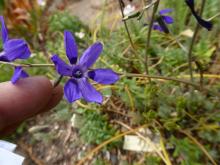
[79, 110, 118, 146]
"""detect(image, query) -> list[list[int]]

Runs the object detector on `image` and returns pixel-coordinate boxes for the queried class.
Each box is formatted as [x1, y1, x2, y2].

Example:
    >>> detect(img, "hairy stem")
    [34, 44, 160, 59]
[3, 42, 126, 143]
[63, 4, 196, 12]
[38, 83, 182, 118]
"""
[144, 0, 160, 81]
[0, 61, 199, 88]
[118, 72, 200, 89]
[187, 0, 207, 82]
[53, 75, 63, 88]
[118, 0, 144, 72]
[0, 61, 54, 67]
[118, 0, 136, 50]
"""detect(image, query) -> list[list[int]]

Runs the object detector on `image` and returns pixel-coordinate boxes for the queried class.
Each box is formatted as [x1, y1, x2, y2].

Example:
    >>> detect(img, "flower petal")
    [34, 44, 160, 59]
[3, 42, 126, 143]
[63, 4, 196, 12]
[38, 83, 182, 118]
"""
[153, 24, 164, 32]
[3, 39, 31, 61]
[4, 39, 24, 50]
[88, 68, 119, 85]
[51, 55, 72, 76]
[78, 78, 103, 104]
[159, 9, 172, 15]
[79, 42, 103, 70]
[0, 16, 8, 44]
[162, 16, 174, 24]
[11, 66, 29, 84]
[64, 30, 78, 64]
[64, 79, 81, 103]
[185, 0, 212, 31]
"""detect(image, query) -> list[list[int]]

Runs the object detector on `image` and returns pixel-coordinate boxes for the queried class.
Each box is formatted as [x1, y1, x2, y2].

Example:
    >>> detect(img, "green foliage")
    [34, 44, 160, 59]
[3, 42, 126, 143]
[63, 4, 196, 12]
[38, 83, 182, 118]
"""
[48, 11, 88, 34]
[195, 40, 215, 67]
[92, 158, 110, 165]
[170, 136, 203, 165]
[163, 0, 189, 33]
[79, 110, 118, 146]
[144, 155, 161, 165]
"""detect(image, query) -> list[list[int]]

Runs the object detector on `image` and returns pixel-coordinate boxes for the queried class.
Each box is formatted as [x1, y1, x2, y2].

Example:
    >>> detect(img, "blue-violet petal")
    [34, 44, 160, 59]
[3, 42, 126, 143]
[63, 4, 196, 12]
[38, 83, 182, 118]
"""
[64, 79, 81, 103]
[79, 42, 103, 70]
[162, 16, 174, 24]
[159, 9, 173, 15]
[4, 39, 31, 61]
[0, 16, 8, 44]
[11, 66, 29, 84]
[78, 78, 103, 104]
[51, 55, 72, 76]
[64, 30, 78, 64]
[88, 68, 119, 85]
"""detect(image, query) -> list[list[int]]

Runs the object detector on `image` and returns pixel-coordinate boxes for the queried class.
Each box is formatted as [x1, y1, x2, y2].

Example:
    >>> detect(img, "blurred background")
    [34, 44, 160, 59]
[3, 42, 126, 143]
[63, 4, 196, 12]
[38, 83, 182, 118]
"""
[1, 0, 220, 165]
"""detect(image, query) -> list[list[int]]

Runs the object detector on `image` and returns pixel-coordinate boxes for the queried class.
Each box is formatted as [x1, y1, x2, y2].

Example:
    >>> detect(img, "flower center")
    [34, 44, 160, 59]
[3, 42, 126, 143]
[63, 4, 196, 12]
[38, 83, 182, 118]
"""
[72, 69, 83, 79]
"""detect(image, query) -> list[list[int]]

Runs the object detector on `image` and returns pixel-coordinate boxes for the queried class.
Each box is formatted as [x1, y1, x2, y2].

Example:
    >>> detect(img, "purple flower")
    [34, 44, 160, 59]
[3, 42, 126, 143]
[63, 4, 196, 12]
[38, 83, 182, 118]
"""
[0, 16, 31, 83]
[185, 0, 212, 31]
[153, 9, 174, 33]
[51, 30, 119, 104]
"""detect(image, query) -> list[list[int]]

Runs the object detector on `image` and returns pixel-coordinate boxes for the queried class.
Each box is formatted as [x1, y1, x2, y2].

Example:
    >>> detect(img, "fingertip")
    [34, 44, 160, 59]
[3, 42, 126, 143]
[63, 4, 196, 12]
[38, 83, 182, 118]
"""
[17, 76, 53, 90]
[0, 76, 54, 129]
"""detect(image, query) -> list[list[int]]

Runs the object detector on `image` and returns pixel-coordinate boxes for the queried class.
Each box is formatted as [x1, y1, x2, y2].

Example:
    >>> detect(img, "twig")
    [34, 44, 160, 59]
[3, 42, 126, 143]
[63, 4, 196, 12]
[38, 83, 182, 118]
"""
[76, 124, 147, 165]
[17, 140, 45, 165]
[113, 120, 169, 164]
[63, 124, 72, 145]
[159, 134, 172, 165]
[144, 0, 160, 81]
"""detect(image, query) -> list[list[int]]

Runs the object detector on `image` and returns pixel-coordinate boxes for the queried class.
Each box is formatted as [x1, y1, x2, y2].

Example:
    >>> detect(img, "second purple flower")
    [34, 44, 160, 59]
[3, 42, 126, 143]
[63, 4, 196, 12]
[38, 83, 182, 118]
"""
[0, 16, 31, 84]
[153, 9, 174, 33]
[51, 30, 119, 104]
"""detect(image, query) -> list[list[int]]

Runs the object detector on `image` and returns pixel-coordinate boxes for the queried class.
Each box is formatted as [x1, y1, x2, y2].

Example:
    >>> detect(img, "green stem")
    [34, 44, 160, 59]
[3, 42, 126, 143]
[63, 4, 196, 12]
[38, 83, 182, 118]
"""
[0, 61, 199, 88]
[53, 75, 63, 88]
[187, 0, 207, 82]
[118, 72, 200, 89]
[208, 12, 220, 21]
[118, 0, 143, 71]
[118, 0, 136, 50]
[144, 0, 160, 81]
[0, 61, 54, 67]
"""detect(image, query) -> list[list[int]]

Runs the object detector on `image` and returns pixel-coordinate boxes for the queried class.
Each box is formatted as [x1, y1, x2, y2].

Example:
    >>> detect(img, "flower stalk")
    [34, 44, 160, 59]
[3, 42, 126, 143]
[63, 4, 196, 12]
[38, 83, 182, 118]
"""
[118, 0, 136, 50]
[0, 61, 54, 67]
[53, 75, 63, 88]
[187, 0, 207, 83]
[118, 72, 200, 89]
[0, 61, 200, 88]
[144, 0, 160, 81]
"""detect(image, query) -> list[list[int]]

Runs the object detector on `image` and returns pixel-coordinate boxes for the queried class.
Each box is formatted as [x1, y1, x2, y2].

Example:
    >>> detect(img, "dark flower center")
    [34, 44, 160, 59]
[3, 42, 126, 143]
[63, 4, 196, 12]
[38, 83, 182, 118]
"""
[72, 69, 83, 79]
